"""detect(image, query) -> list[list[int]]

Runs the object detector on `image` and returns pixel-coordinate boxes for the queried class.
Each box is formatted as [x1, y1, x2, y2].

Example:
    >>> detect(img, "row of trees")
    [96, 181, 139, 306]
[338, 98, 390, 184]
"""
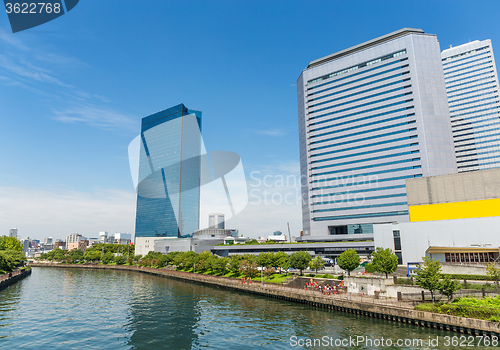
[144, 250, 317, 277]
[336, 247, 399, 277]
[37, 243, 401, 278]
[39, 243, 137, 264]
[0, 236, 25, 274]
[415, 258, 500, 302]
[39, 246, 324, 276]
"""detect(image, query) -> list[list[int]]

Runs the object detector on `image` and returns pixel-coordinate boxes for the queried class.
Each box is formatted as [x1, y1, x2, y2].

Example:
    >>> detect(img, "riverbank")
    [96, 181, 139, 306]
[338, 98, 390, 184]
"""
[0, 268, 32, 291]
[29, 263, 500, 336]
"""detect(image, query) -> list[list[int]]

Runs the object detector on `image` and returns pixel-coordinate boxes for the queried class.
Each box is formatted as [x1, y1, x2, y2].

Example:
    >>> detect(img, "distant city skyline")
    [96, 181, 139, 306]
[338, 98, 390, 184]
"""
[1, 1, 500, 241]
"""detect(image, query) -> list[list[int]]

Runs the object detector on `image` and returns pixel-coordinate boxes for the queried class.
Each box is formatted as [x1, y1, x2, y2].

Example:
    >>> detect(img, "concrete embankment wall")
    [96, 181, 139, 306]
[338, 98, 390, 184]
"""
[29, 263, 500, 336]
[0, 268, 32, 291]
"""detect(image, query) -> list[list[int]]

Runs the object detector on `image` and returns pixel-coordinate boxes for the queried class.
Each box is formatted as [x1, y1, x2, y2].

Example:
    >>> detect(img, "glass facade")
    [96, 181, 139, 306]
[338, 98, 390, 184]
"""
[135, 104, 202, 238]
[442, 40, 500, 172]
[297, 28, 457, 237]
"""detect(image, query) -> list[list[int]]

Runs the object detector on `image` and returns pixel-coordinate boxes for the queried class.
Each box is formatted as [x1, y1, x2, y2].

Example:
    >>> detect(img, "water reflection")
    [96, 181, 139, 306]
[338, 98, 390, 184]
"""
[126, 273, 201, 350]
[0, 268, 495, 349]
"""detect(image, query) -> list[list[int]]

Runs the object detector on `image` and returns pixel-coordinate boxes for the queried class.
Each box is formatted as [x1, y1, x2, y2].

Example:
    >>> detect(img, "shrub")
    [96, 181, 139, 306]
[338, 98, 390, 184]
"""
[441, 273, 494, 281]
[364, 262, 376, 273]
[396, 278, 413, 285]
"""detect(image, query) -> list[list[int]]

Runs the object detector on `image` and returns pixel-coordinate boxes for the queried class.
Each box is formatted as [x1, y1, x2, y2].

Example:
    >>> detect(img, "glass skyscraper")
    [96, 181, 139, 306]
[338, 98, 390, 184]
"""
[134, 104, 202, 239]
[441, 40, 500, 172]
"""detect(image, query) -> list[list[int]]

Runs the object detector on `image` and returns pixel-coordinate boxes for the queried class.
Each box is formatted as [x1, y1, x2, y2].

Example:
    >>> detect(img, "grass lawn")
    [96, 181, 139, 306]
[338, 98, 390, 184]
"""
[251, 273, 292, 284]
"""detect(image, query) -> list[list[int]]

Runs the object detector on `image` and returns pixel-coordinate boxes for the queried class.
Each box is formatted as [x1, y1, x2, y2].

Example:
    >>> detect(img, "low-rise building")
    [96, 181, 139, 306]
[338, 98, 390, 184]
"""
[54, 241, 66, 250]
[113, 233, 131, 245]
[374, 167, 500, 264]
[212, 241, 374, 258]
[67, 241, 88, 252]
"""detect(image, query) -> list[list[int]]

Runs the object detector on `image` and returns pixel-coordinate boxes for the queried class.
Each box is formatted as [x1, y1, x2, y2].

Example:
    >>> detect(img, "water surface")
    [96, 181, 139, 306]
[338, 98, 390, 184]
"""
[0, 268, 494, 349]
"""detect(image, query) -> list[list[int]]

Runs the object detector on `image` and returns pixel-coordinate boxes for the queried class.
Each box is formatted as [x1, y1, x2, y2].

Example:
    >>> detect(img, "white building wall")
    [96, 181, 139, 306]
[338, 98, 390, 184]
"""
[134, 237, 157, 256]
[373, 223, 394, 250]
[374, 216, 500, 264]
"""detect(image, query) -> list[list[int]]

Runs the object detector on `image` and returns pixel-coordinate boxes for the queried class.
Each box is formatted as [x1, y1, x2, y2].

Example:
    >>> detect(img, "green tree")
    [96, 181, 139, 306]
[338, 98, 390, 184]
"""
[114, 255, 127, 265]
[84, 249, 101, 262]
[289, 251, 312, 275]
[101, 252, 114, 264]
[228, 256, 242, 275]
[486, 262, 500, 289]
[244, 239, 259, 245]
[2, 250, 25, 267]
[0, 251, 23, 272]
[165, 251, 181, 265]
[414, 256, 442, 302]
[195, 251, 212, 272]
[239, 259, 259, 278]
[309, 256, 325, 274]
[337, 249, 360, 276]
[67, 249, 84, 263]
[257, 252, 274, 269]
[182, 252, 198, 271]
[438, 276, 460, 302]
[0, 236, 23, 251]
[212, 257, 229, 275]
[273, 251, 289, 273]
[371, 247, 399, 278]
[263, 266, 275, 278]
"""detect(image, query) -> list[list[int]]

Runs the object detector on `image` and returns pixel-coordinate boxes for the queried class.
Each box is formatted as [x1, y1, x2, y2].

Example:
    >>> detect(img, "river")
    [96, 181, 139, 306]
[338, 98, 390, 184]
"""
[0, 267, 496, 349]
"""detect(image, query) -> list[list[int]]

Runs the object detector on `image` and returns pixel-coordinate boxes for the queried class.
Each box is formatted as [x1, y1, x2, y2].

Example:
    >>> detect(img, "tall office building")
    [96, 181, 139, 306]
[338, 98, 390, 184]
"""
[9, 228, 17, 238]
[134, 104, 202, 241]
[297, 28, 457, 239]
[441, 40, 500, 172]
[208, 213, 225, 229]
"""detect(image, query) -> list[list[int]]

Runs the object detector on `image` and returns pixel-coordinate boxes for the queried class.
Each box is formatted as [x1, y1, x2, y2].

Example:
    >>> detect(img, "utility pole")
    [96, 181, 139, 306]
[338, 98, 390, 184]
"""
[287, 222, 292, 243]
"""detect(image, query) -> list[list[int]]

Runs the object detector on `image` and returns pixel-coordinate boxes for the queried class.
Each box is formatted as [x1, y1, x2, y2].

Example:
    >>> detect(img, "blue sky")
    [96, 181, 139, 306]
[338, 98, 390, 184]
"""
[1, 0, 499, 240]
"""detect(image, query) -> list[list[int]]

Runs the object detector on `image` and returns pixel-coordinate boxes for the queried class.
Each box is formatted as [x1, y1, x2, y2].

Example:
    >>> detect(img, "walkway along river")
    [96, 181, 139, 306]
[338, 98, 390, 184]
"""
[29, 263, 500, 337]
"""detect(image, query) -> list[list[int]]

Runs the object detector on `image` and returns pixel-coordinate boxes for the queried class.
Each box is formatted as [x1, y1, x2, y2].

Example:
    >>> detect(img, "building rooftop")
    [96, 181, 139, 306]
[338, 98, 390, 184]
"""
[307, 27, 425, 69]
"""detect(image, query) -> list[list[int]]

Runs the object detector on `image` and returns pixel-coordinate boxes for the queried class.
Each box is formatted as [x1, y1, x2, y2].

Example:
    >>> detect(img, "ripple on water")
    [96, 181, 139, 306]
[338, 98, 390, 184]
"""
[0, 268, 489, 350]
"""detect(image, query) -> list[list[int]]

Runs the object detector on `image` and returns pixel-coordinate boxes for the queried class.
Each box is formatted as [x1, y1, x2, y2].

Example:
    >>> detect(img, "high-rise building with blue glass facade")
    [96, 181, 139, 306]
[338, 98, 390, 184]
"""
[134, 104, 202, 240]
[297, 28, 457, 239]
[441, 40, 500, 173]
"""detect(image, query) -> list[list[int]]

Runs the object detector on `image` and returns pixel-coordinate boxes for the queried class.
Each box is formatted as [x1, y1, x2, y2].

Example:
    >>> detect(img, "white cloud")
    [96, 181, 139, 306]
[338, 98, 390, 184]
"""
[0, 31, 29, 51]
[52, 104, 138, 132]
[0, 160, 304, 241]
[0, 30, 127, 131]
[0, 54, 68, 86]
[0, 186, 136, 241]
[255, 129, 287, 137]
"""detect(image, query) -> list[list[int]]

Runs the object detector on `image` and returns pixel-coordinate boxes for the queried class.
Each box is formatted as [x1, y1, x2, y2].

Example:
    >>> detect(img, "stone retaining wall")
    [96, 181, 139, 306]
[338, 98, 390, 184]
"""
[29, 263, 500, 336]
[0, 268, 32, 291]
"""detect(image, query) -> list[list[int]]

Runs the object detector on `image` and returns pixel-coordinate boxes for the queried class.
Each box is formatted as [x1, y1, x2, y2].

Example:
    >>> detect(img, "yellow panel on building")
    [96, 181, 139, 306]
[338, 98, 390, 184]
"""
[409, 198, 500, 222]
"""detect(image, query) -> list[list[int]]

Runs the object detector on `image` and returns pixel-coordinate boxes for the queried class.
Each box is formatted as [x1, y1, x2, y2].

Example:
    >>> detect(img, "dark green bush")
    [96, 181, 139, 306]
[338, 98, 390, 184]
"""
[364, 262, 376, 273]
[441, 273, 495, 281]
